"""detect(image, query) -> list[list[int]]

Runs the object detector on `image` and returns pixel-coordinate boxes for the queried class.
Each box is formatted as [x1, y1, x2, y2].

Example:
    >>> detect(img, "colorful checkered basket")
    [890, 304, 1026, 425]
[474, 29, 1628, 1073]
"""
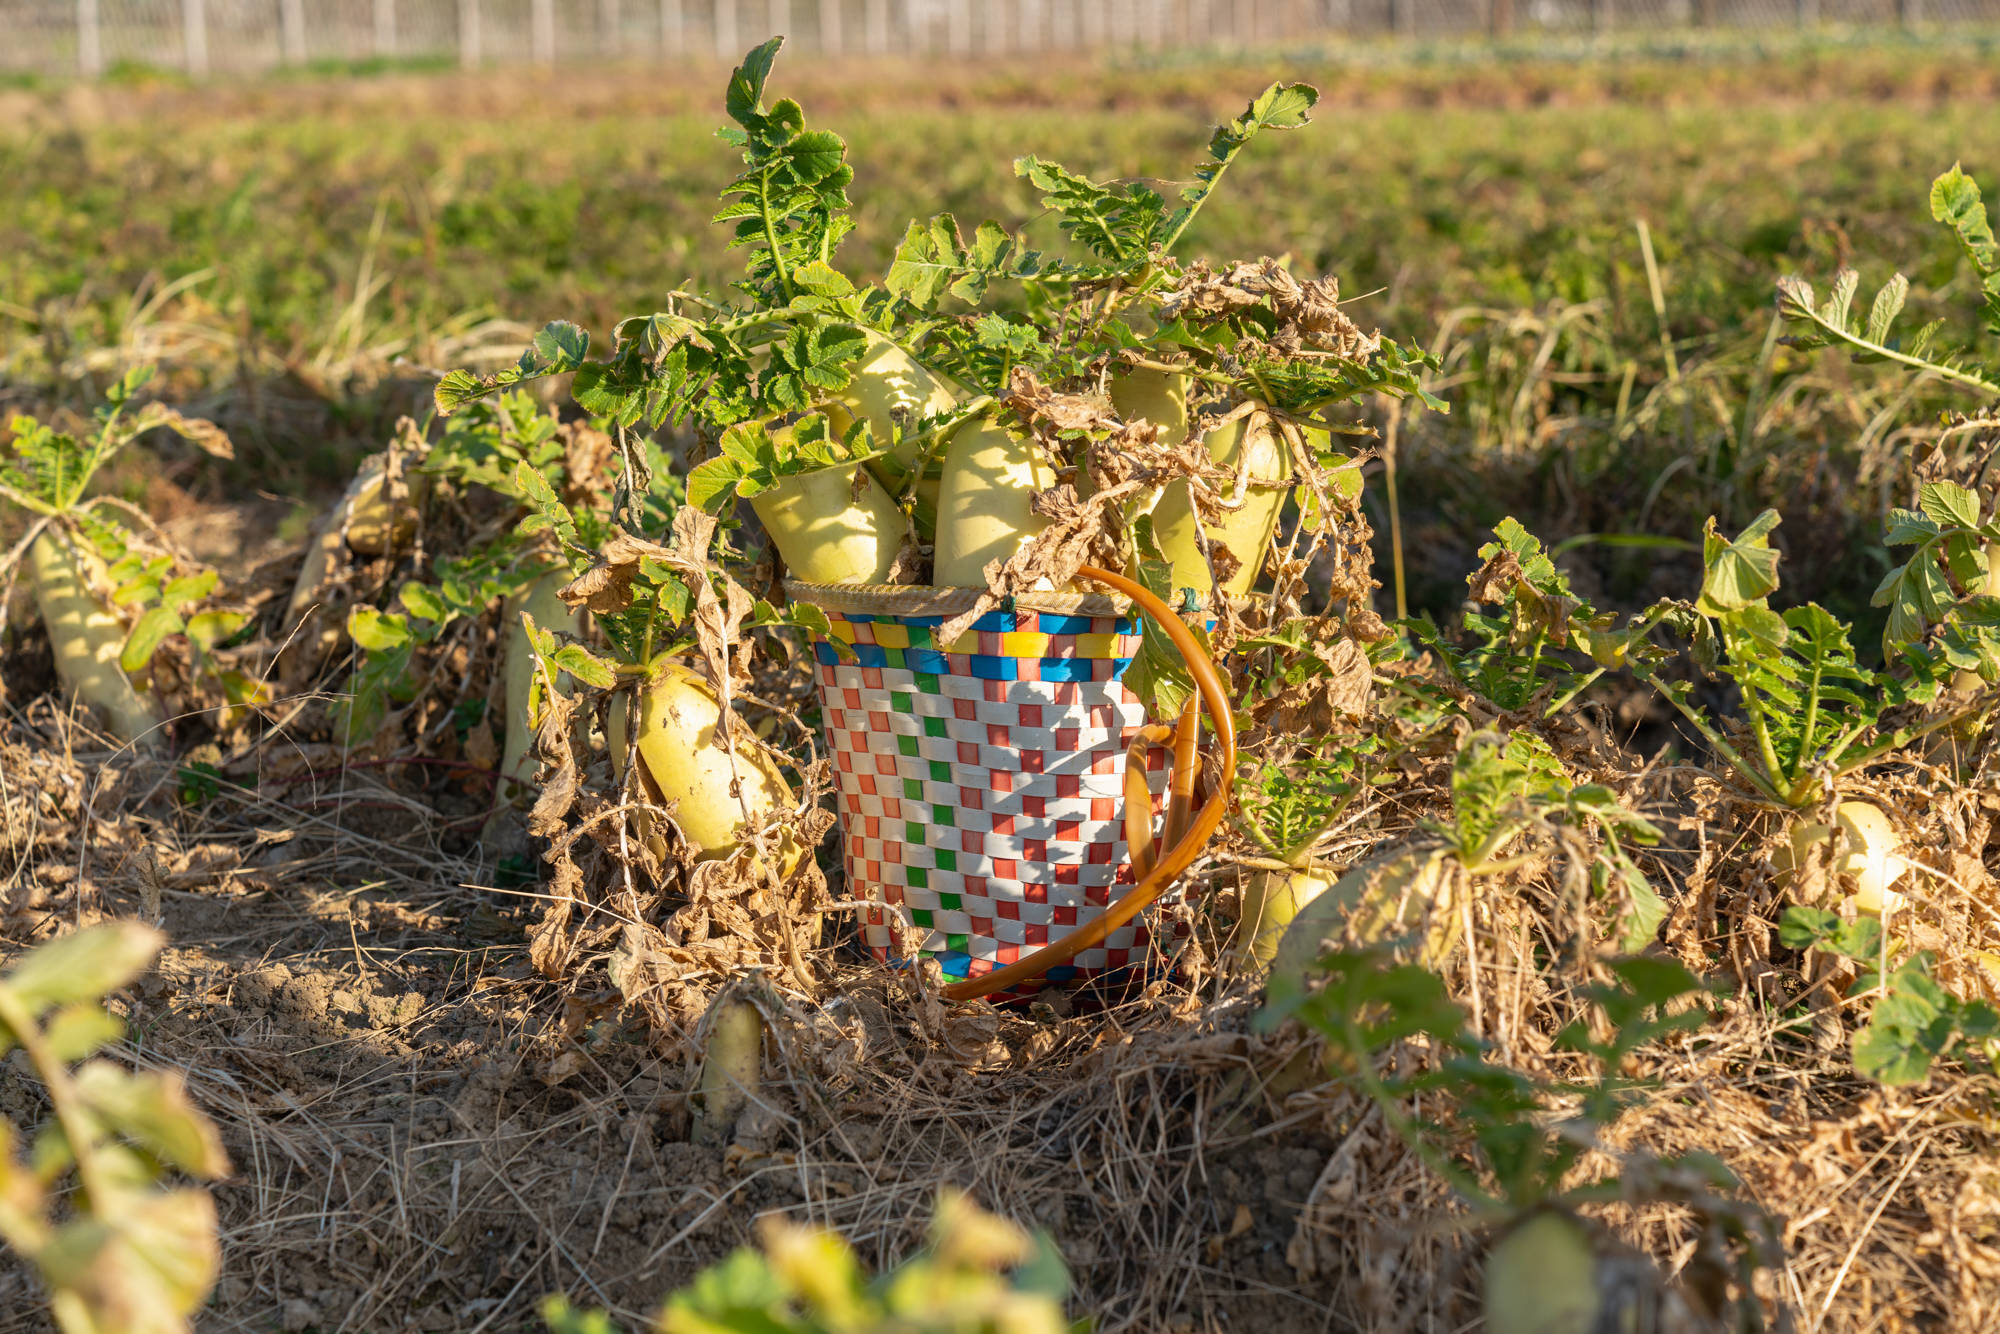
[790, 574, 1233, 1002]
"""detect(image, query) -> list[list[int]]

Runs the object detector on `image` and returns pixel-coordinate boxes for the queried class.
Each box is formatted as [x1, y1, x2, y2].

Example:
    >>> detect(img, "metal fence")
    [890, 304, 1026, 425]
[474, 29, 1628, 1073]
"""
[3, 0, 1997, 76]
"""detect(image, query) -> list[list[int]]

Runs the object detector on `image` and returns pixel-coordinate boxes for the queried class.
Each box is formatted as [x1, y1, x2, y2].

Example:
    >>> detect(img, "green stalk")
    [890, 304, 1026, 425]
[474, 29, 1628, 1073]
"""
[758, 166, 795, 302]
[1542, 667, 1605, 720]
[0, 986, 111, 1210]
[1790, 646, 1827, 792]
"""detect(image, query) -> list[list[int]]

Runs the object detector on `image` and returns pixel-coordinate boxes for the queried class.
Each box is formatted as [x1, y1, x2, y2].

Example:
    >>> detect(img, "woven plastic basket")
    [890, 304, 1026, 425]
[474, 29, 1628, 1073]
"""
[791, 570, 1233, 1002]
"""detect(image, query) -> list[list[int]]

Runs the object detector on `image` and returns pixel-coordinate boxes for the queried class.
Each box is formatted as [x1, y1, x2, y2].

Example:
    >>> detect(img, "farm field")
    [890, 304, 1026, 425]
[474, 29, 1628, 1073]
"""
[2, 31, 2000, 1334]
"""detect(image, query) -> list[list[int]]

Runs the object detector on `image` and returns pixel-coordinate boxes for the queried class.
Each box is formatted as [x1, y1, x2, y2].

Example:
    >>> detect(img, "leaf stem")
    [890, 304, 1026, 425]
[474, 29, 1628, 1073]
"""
[0, 984, 111, 1209]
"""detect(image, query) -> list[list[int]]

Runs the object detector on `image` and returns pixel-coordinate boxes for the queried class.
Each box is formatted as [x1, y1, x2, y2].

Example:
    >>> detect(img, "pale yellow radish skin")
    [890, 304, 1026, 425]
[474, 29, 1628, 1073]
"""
[284, 452, 428, 627]
[1108, 367, 1191, 443]
[1483, 1209, 1603, 1334]
[1267, 848, 1459, 979]
[826, 331, 964, 511]
[692, 991, 764, 1146]
[607, 665, 805, 876]
[748, 463, 903, 586]
[342, 452, 426, 555]
[1151, 410, 1292, 600]
[29, 529, 162, 750]
[932, 416, 1057, 588]
[494, 569, 582, 804]
[1773, 800, 1908, 918]
[1237, 862, 1336, 967]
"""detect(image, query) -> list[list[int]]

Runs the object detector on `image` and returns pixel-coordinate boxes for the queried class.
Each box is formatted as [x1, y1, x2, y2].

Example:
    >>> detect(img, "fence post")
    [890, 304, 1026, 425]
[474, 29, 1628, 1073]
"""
[659, 0, 683, 54]
[1795, 0, 1817, 25]
[183, 0, 209, 74]
[765, 0, 786, 41]
[1589, 0, 1612, 32]
[458, 0, 481, 68]
[1898, 0, 1922, 25]
[600, 0, 623, 53]
[819, 0, 842, 52]
[1491, 0, 1513, 36]
[532, 0, 556, 63]
[279, 0, 307, 64]
[716, 0, 740, 57]
[948, 0, 971, 52]
[372, 0, 395, 54]
[76, 0, 102, 76]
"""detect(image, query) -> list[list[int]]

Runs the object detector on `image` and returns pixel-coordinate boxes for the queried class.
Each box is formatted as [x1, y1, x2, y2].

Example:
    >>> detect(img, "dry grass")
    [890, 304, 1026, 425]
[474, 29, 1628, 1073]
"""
[3, 648, 1997, 1332]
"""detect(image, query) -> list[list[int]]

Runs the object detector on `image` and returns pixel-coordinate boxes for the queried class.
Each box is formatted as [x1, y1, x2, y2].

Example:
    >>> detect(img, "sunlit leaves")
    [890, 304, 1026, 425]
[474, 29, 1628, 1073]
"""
[886, 214, 1047, 310]
[1697, 510, 1782, 615]
[0, 924, 228, 1333]
[433, 321, 589, 415]
[1778, 166, 2000, 395]
[1931, 162, 2000, 335]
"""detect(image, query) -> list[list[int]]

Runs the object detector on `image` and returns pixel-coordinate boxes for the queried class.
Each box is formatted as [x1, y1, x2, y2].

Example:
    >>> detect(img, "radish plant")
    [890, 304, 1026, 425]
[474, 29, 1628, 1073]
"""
[1, 369, 246, 749]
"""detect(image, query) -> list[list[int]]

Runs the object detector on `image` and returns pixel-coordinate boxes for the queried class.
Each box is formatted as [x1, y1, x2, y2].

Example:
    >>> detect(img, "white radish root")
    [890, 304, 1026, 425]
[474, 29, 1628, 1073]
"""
[607, 664, 804, 876]
[932, 415, 1055, 588]
[29, 529, 163, 750]
[691, 989, 765, 1146]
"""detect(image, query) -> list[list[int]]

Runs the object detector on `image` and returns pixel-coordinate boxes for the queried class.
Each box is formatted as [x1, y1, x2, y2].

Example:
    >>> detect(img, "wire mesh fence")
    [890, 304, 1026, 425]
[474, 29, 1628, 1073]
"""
[4, 0, 1997, 76]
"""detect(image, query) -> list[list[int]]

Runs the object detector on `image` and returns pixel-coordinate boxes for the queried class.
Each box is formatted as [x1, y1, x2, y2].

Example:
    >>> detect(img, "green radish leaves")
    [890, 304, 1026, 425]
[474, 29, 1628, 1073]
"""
[1781, 907, 2000, 1086]
[434, 321, 589, 416]
[685, 412, 882, 514]
[1930, 163, 2000, 337]
[1156, 81, 1317, 256]
[1014, 79, 1317, 271]
[1013, 155, 1168, 271]
[715, 37, 857, 307]
[0, 923, 230, 1331]
[886, 214, 1049, 311]
[1778, 165, 2000, 397]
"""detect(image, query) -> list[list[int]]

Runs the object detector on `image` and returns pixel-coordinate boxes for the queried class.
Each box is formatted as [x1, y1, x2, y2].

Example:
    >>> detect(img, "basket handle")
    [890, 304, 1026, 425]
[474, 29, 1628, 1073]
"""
[941, 564, 1237, 1002]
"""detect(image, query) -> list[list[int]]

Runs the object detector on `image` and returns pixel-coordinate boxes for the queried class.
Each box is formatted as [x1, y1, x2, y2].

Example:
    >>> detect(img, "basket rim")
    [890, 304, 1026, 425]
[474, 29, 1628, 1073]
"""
[785, 579, 1135, 618]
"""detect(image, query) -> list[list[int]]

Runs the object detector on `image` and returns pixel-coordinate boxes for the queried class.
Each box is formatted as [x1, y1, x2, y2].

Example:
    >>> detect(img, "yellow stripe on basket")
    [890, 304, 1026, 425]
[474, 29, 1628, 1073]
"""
[1000, 631, 1050, 658]
[827, 617, 861, 645]
[941, 629, 983, 655]
[1072, 633, 1122, 659]
[870, 622, 911, 649]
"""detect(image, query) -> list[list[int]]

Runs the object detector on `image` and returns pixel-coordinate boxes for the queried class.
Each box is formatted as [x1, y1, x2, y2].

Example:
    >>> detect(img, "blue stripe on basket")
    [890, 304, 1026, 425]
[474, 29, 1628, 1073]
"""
[1039, 656, 1094, 683]
[813, 640, 840, 666]
[937, 950, 973, 979]
[851, 642, 888, 668]
[905, 647, 949, 676]
[1038, 613, 1093, 634]
[968, 654, 1017, 681]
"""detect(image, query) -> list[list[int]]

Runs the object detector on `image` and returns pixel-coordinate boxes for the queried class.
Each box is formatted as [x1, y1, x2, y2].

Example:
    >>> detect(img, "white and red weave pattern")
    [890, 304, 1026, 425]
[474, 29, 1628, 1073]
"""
[808, 604, 1172, 995]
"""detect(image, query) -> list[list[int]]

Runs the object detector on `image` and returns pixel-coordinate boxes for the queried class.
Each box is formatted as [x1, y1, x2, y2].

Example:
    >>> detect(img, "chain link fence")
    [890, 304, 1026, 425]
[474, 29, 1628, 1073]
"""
[4, 0, 1997, 76]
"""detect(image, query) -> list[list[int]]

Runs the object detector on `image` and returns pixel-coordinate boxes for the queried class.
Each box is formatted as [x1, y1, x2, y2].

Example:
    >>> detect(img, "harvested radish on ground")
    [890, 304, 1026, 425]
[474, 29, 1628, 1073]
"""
[1, 372, 239, 750]
[285, 447, 427, 629]
[608, 663, 803, 873]
[28, 529, 163, 748]
[1774, 799, 1909, 918]
[692, 988, 765, 1146]
[494, 568, 581, 805]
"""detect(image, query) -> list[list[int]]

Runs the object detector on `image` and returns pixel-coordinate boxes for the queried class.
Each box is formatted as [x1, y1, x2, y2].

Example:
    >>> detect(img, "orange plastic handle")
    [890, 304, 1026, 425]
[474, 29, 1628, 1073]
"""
[941, 565, 1236, 1002]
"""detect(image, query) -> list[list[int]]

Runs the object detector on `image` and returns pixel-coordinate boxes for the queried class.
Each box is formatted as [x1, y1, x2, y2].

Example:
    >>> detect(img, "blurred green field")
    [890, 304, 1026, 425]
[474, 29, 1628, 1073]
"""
[3, 35, 1997, 626]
